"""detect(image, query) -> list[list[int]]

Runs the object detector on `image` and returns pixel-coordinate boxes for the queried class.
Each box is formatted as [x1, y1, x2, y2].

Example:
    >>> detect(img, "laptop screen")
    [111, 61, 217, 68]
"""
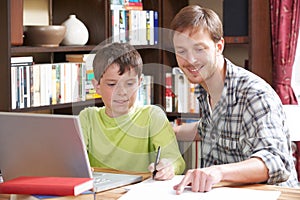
[0, 112, 92, 181]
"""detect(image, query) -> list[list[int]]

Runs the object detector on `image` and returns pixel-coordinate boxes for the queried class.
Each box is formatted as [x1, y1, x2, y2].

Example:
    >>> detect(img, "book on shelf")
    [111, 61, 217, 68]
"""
[146, 10, 154, 45]
[110, 0, 143, 11]
[11, 56, 34, 109]
[65, 54, 100, 100]
[11, 56, 34, 65]
[65, 54, 95, 63]
[165, 72, 173, 112]
[111, 9, 120, 42]
[171, 67, 199, 113]
[153, 11, 159, 45]
[137, 75, 153, 106]
[0, 176, 93, 196]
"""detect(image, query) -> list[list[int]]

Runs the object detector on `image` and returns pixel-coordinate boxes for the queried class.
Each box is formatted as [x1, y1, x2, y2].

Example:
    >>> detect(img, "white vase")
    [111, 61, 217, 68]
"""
[61, 15, 89, 46]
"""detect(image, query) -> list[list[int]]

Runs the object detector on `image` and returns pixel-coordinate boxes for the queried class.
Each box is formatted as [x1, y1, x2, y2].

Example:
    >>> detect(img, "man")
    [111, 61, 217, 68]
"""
[170, 5, 299, 194]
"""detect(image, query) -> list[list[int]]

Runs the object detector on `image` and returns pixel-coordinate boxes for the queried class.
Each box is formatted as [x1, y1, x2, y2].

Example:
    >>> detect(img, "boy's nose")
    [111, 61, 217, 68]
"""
[115, 85, 127, 95]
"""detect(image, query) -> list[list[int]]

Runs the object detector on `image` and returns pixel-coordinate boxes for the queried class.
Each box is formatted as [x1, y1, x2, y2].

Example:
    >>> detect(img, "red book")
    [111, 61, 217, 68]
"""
[0, 176, 94, 196]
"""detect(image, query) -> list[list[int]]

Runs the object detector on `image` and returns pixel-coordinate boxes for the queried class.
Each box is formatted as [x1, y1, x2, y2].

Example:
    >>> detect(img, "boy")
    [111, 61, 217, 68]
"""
[79, 42, 185, 180]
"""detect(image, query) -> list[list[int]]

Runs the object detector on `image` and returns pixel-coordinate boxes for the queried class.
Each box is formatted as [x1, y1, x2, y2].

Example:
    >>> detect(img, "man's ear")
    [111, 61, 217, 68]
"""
[216, 37, 225, 55]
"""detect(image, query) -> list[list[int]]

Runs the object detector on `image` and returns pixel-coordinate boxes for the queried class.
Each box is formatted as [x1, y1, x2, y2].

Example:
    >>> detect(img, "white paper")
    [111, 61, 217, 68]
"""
[119, 176, 281, 200]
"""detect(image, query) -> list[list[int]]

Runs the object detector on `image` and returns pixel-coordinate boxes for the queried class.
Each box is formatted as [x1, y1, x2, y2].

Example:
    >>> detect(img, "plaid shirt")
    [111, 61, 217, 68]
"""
[196, 59, 299, 187]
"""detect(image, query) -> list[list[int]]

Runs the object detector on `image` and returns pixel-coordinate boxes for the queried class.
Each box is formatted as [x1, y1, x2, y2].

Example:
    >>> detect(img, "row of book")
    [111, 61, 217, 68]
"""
[10, 56, 99, 110]
[10, 55, 154, 110]
[165, 67, 200, 114]
[111, 0, 143, 10]
[111, 1, 158, 45]
[66, 53, 154, 107]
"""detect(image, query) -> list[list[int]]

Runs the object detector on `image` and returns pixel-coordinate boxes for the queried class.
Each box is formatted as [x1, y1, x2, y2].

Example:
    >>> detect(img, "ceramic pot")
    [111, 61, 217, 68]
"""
[61, 15, 89, 45]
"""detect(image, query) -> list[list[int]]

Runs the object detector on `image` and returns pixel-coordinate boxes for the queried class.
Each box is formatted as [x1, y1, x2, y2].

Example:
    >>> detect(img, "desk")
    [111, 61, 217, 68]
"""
[1, 169, 300, 200]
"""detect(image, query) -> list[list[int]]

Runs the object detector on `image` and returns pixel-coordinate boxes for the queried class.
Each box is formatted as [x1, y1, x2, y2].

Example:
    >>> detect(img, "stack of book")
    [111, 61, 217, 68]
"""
[110, 0, 158, 45]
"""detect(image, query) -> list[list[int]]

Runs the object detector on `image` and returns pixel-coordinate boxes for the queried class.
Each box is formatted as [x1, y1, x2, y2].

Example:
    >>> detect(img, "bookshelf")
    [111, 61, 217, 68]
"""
[0, 0, 188, 114]
[0, 0, 271, 116]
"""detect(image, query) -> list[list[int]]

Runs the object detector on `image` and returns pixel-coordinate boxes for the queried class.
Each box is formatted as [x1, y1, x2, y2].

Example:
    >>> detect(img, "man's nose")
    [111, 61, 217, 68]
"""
[186, 52, 197, 64]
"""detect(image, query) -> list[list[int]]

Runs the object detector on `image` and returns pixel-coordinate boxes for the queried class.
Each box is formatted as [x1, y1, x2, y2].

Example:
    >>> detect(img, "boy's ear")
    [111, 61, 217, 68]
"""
[139, 76, 143, 86]
[92, 78, 102, 96]
[92, 78, 99, 88]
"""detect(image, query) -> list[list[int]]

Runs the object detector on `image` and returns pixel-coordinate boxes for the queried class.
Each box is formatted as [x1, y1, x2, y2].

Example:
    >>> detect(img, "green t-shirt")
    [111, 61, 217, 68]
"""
[79, 105, 185, 174]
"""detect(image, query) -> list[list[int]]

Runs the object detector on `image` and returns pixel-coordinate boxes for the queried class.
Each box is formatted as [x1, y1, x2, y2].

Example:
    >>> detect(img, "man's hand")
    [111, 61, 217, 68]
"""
[173, 166, 222, 194]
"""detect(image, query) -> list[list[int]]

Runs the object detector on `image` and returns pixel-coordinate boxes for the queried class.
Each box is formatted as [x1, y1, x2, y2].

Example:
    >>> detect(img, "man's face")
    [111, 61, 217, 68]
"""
[173, 28, 222, 85]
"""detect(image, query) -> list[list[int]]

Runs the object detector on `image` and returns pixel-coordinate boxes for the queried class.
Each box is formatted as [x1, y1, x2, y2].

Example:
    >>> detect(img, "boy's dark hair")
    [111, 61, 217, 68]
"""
[93, 42, 143, 82]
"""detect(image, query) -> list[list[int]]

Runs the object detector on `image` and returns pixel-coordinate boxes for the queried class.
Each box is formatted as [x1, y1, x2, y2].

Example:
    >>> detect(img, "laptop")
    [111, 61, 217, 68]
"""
[0, 112, 142, 193]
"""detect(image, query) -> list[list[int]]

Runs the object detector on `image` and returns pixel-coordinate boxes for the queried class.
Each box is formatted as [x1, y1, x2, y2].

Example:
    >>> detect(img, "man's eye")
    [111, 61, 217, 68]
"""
[176, 50, 185, 55]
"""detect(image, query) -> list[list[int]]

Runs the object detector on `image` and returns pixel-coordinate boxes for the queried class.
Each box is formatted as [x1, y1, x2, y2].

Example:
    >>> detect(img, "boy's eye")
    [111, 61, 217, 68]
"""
[127, 81, 135, 86]
[107, 83, 116, 87]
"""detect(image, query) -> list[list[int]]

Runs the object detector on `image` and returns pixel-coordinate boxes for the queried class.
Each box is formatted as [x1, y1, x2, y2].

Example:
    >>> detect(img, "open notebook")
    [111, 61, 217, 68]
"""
[0, 112, 142, 193]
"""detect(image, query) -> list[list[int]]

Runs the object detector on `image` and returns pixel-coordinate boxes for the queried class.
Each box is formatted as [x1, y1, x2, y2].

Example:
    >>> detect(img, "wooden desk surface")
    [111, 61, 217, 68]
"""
[1, 168, 299, 200]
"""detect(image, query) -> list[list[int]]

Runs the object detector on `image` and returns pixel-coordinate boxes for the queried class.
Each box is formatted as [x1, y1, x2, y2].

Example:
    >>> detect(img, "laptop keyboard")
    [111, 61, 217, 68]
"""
[94, 176, 112, 184]
[93, 172, 112, 185]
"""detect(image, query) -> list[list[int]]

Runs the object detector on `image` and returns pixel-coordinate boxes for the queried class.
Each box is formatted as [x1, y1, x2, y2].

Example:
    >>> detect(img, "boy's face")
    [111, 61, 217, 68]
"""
[95, 63, 141, 117]
[173, 28, 224, 85]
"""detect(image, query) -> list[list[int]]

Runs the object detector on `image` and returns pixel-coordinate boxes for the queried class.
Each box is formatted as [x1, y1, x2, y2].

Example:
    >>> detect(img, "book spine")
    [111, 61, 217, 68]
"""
[119, 10, 127, 43]
[32, 64, 40, 107]
[139, 10, 147, 45]
[154, 11, 158, 45]
[111, 9, 120, 43]
[19, 66, 24, 109]
[165, 73, 173, 112]
[51, 65, 57, 105]
[11, 66, 17, 109]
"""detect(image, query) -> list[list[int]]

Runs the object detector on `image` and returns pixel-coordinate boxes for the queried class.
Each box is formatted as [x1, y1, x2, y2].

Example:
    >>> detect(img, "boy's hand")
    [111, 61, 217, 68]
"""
[148, 158, 175, 180]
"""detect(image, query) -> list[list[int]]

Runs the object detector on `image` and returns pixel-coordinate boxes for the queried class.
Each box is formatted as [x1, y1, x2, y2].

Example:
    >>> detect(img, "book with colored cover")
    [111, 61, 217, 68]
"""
[0, 176, 93, 196]
[10, 191, 94, 200]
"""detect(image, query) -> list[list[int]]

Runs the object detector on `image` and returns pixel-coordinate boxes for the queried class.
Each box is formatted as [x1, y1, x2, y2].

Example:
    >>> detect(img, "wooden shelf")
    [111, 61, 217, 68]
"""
[167, 112, 201, 121]
[11, 44, 160, 55]
[224, 36, 248, 44]
[11, 45, 97, 54]
[12, 98, 103, 112]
